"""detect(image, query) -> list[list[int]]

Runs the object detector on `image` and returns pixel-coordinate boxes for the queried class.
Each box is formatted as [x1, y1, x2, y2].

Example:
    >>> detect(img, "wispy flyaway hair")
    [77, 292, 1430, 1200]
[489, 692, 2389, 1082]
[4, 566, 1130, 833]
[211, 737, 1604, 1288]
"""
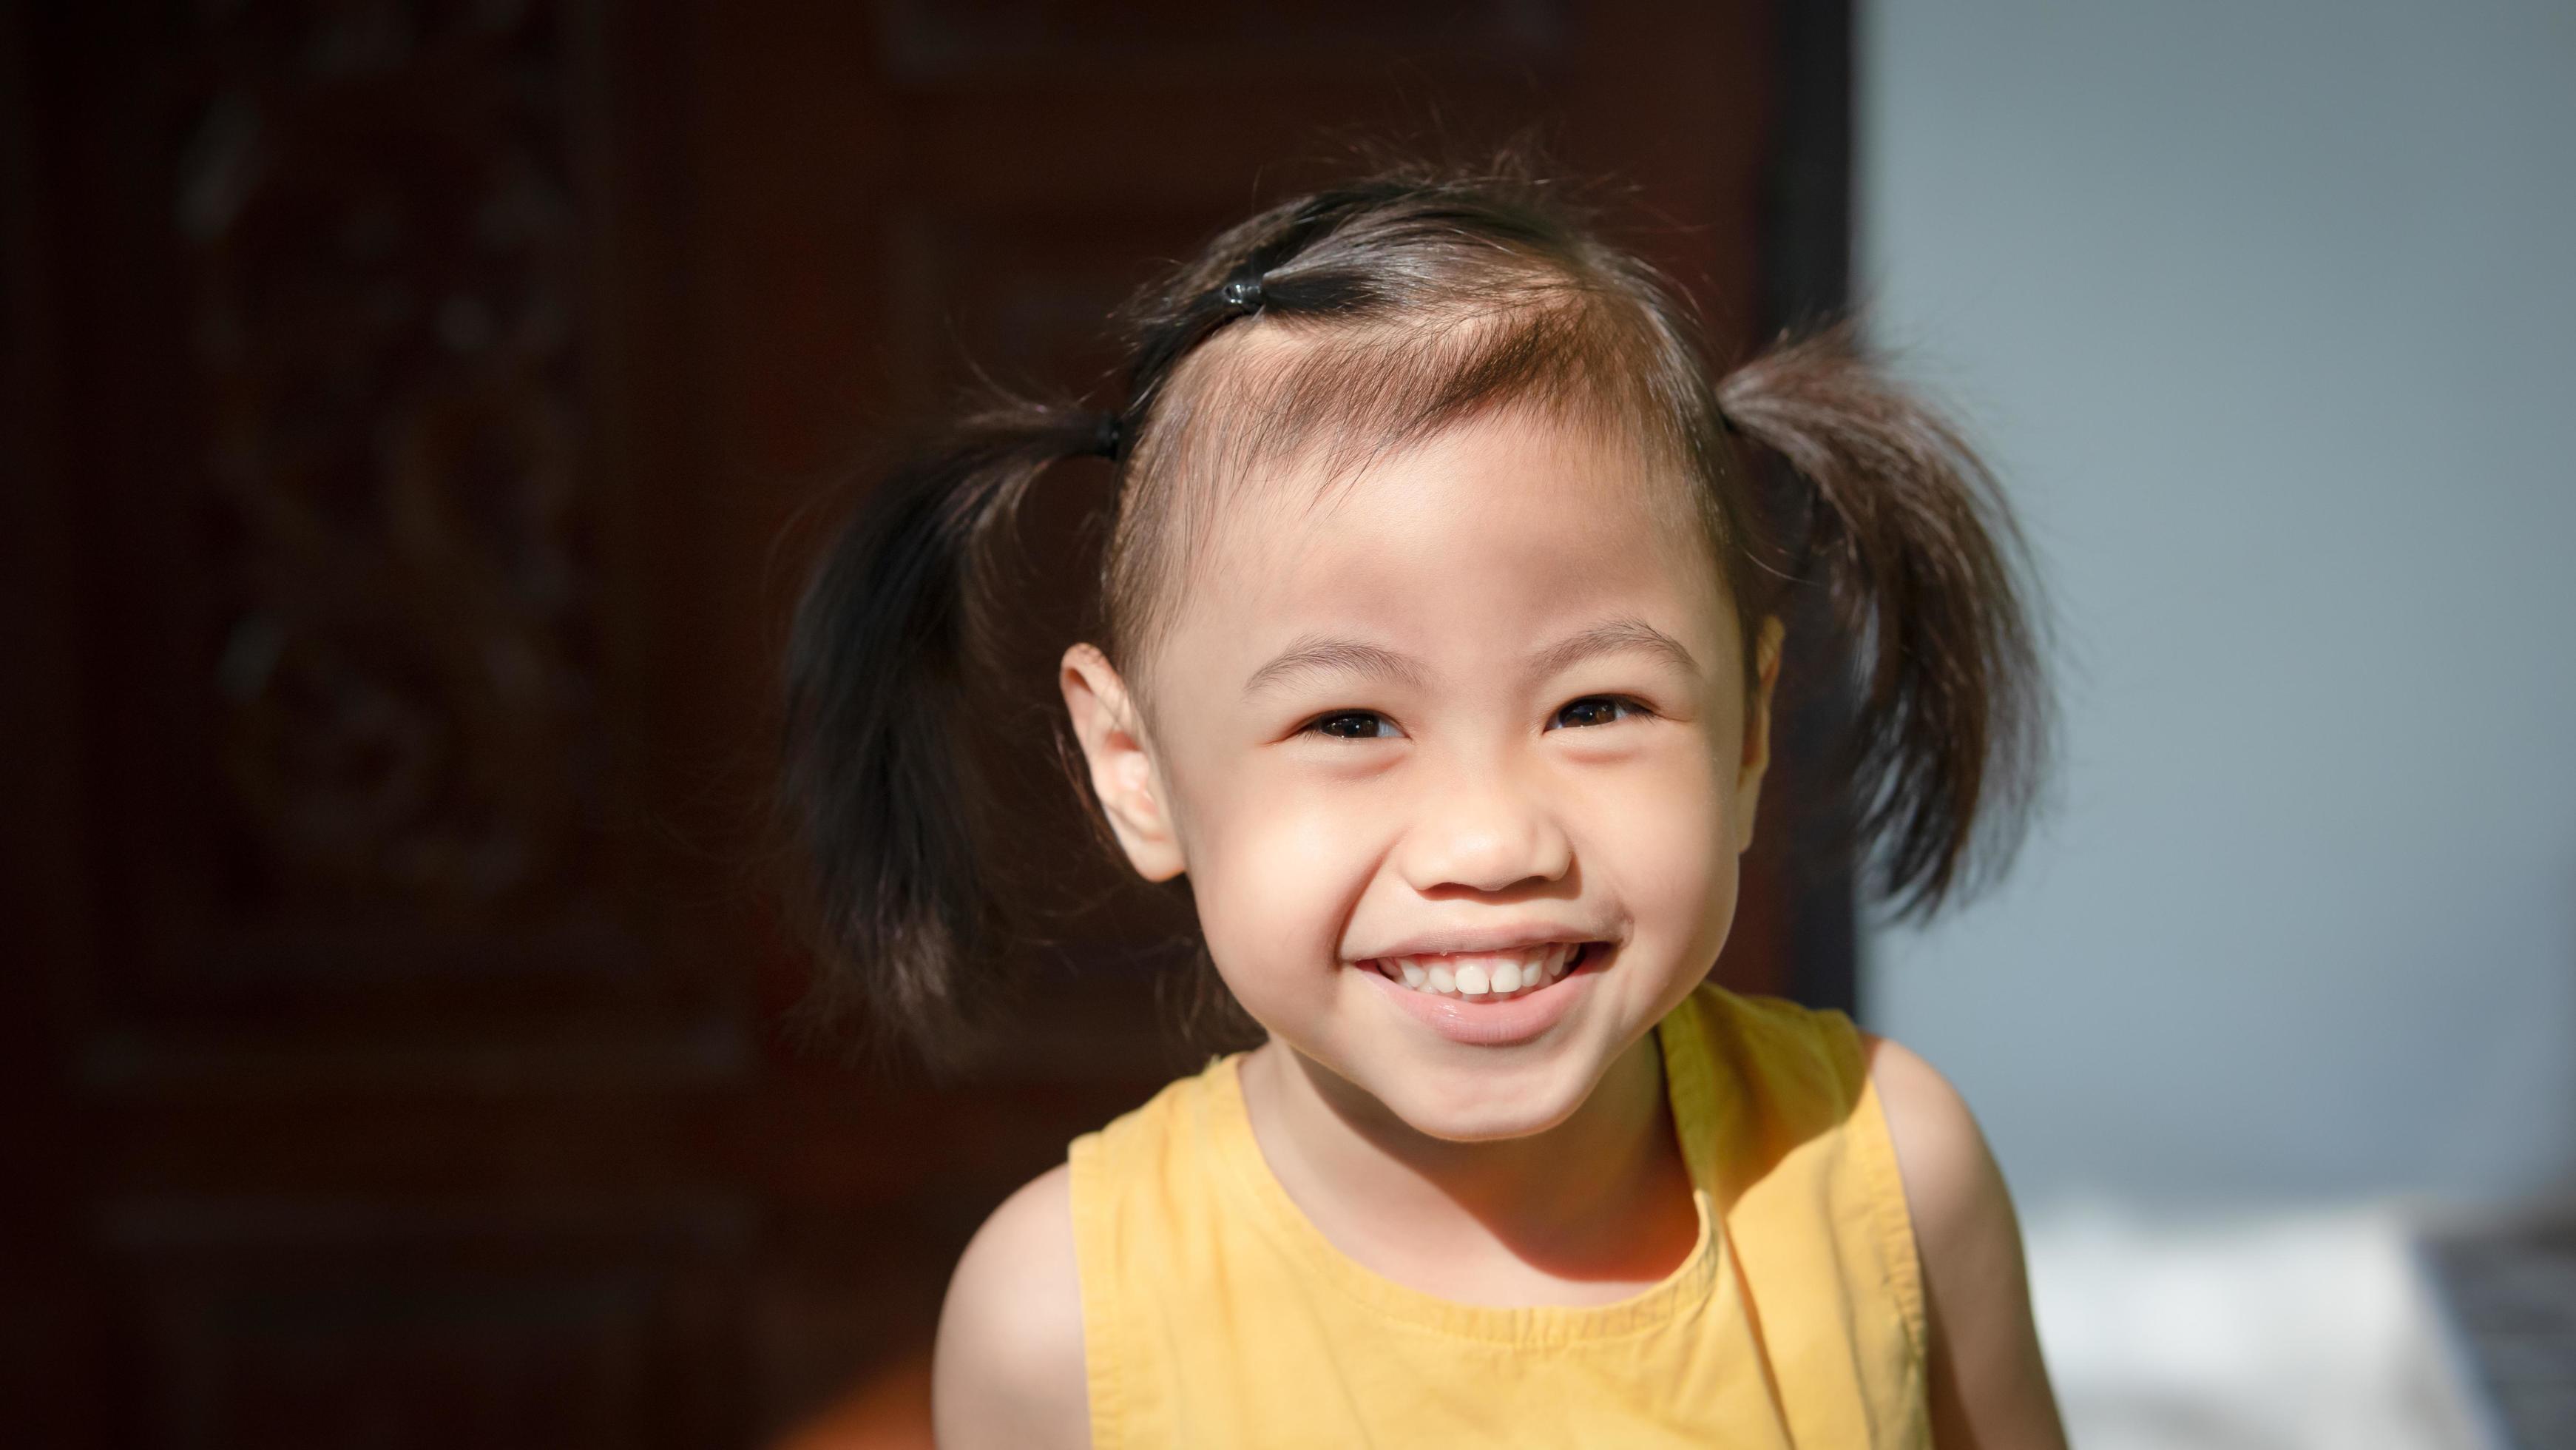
[782, 153, 2048, 1062]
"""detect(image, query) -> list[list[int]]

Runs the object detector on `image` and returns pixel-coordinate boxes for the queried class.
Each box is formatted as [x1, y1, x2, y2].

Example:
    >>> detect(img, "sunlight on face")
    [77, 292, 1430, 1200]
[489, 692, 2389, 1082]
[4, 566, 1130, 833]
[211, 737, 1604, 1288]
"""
[1113, 409, 1775, 1140]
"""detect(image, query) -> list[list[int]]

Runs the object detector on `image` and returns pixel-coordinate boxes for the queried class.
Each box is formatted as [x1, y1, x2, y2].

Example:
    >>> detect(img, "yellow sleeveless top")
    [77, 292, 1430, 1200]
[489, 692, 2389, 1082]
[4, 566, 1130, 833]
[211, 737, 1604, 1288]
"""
[1065, 982, 1930, 1449]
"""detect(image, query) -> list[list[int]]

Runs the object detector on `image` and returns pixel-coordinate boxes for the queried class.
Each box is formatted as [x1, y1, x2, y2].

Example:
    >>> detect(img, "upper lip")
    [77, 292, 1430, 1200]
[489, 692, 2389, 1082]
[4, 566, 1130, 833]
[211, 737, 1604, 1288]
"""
[1351, 924, 1606, 960]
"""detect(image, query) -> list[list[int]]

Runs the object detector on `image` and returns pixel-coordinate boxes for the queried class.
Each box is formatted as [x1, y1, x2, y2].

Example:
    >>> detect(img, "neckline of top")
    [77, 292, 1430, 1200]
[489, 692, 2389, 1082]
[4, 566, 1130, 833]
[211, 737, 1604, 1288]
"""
[1200, 985, 1727, 1346]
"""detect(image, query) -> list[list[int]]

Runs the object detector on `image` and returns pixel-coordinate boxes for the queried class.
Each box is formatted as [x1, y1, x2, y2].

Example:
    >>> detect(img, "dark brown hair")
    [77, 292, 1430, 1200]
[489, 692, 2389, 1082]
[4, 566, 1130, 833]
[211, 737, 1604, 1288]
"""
[781, 155, 2046, 1062]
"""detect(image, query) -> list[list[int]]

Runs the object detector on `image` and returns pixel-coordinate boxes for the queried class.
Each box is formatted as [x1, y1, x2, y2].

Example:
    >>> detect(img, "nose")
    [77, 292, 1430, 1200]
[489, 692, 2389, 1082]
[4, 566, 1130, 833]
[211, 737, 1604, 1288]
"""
[1393, 755, 1575, 895]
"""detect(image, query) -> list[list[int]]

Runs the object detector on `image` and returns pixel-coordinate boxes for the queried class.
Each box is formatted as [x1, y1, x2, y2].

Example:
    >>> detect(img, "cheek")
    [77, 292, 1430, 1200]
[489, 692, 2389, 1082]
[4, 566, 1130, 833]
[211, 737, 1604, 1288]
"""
[1573, 739, 1742, 945]
[1174, 768, 1382, 1004]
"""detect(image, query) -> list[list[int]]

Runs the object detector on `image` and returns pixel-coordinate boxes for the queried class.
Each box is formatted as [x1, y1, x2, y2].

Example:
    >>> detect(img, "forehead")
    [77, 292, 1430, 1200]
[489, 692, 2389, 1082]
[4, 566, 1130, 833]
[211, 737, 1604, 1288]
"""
[1155, 408, 1735, 687]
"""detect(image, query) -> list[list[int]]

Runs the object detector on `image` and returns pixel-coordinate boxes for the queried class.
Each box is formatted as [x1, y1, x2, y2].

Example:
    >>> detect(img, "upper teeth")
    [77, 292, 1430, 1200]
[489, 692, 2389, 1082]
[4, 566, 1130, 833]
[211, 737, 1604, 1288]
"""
[1375, 943, 1580, 1001]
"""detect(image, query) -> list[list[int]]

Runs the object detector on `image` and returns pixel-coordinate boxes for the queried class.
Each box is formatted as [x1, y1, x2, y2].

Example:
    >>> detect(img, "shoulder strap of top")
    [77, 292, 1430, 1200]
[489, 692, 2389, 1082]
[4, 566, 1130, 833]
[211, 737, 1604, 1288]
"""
[1068, 1061, 1231, 1450]
[1676, 982, 1927, 1362]
[1675, 982, 1868, 1198]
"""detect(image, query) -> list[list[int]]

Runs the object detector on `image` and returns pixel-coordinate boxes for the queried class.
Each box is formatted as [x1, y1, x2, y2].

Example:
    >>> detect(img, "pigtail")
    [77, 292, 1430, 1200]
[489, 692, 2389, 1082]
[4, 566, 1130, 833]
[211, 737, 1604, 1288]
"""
[782, 399, 1108, 1063]
[1717, 324, 2049, 918]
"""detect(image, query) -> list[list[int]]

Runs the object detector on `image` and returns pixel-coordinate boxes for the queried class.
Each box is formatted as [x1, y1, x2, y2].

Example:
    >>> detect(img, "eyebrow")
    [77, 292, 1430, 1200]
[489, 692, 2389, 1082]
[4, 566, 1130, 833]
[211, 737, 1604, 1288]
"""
[1529, 619, 1702, 681]
[1243, 637, 1429, 698]
[1240, 618, 1699, 700]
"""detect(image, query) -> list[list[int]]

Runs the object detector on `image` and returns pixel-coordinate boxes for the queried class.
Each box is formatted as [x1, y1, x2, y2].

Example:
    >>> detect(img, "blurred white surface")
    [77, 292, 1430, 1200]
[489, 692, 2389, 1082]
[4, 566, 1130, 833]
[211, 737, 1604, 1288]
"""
[2024, 1202, 2503, 1450]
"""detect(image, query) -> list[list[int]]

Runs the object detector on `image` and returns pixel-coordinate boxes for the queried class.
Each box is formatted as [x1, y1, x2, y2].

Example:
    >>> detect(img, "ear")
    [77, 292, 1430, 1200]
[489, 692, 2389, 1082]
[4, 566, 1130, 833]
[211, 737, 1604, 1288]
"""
[1731, 616, 1788, 850]
[1059, 643, 1186, 882]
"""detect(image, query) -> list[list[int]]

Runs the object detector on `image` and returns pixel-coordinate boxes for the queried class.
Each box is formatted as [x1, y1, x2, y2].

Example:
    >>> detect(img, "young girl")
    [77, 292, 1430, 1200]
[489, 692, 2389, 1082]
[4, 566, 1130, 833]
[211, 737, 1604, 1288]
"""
[784, 159, 2066, 1448]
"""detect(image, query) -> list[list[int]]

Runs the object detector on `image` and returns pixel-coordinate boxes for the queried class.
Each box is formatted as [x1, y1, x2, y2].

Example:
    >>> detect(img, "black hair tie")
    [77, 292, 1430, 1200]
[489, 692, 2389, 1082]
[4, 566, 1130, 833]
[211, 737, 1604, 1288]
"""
[1087, 411, 1126, 462]
[1216, 267, 1267, 314]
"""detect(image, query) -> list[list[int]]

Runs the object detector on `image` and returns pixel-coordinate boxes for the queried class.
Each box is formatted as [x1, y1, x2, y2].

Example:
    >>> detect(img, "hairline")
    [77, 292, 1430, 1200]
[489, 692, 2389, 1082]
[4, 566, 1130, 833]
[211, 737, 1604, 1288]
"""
[1107, 309, 1723, 654]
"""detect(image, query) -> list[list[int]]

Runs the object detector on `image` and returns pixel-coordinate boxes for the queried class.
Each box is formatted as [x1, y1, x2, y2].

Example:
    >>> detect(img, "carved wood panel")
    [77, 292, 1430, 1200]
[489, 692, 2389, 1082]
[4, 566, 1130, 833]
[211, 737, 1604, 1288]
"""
[35, 0, 713, 1048]
[7, 0, 1842, 1442]
[98, 1196, 747, 1449]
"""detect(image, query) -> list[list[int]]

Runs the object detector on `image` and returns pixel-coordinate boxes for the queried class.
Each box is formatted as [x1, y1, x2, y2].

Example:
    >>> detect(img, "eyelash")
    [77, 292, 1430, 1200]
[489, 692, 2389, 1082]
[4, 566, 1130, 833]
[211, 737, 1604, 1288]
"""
[1299, 696, 1649, 741]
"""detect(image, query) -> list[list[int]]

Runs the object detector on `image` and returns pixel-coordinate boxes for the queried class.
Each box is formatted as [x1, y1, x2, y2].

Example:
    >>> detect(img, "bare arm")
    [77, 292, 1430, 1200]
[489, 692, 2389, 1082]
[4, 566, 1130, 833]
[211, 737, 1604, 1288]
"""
[930, 1163, 1091, 1450]
[1864, 1034, 2067, 1450]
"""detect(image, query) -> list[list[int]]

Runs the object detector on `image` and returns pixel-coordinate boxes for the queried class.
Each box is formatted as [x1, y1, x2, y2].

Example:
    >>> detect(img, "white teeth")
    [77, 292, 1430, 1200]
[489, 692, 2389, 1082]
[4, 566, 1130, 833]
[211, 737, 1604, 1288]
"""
[1370, 945, 1587, 1002]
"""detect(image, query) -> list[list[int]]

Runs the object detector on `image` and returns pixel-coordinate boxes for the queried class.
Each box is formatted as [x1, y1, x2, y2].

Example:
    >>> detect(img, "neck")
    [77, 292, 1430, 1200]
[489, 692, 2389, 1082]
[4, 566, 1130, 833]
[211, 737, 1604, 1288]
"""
[1240, 1032, 1696, 1300]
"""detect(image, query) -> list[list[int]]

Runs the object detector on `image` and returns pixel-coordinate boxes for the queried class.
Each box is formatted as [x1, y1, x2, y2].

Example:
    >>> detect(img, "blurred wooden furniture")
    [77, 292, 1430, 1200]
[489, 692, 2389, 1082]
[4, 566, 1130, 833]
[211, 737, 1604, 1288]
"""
[2422, 1200, 2576, 1450]
[0, 1, 1849, 1443]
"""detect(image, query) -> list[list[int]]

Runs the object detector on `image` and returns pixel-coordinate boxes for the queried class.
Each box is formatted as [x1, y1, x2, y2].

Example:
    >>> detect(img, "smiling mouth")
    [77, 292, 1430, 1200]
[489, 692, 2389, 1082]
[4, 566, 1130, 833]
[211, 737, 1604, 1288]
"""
[1365, 942, 1594, 1004]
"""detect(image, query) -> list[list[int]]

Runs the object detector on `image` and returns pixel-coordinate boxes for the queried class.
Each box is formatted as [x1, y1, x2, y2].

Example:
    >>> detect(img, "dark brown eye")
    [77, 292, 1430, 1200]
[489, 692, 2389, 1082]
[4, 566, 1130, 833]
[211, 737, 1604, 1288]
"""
[1311, 711, 1395, 740]
[1552, 697, 1640, 730]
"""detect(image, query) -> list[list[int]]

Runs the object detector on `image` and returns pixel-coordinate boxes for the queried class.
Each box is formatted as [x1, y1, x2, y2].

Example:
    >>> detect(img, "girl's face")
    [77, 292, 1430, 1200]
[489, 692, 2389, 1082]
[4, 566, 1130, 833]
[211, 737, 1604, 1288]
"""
[1064, 408, 1780, 1142]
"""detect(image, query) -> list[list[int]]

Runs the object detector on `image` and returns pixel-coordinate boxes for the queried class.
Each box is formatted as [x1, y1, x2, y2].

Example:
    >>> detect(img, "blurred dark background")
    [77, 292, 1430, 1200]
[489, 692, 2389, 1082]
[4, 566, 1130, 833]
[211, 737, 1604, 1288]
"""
[0, 2, 1858, 1443]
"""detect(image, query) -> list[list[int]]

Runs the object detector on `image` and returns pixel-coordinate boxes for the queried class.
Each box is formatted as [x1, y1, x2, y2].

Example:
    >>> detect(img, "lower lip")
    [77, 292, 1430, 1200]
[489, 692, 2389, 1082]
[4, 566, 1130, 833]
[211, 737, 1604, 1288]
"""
[1356, 948, 1603, 1047]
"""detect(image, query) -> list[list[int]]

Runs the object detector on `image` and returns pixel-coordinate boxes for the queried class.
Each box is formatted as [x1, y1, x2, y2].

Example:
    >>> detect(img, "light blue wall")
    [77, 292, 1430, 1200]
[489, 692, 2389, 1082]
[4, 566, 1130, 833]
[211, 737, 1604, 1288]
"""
[1860, 0, 2576, 1204]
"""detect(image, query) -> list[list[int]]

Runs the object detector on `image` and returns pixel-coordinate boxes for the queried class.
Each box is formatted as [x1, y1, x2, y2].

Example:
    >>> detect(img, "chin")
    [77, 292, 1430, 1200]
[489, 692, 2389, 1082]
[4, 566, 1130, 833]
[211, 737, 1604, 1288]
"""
[1357, 1053, 1595, 1144]
[1396, 1100, 1573, 1144]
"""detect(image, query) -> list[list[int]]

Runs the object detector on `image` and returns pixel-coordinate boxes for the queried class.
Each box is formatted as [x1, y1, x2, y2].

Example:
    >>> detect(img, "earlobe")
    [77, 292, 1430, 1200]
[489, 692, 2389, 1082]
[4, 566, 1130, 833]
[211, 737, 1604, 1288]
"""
[1058, 644, 1186, 882]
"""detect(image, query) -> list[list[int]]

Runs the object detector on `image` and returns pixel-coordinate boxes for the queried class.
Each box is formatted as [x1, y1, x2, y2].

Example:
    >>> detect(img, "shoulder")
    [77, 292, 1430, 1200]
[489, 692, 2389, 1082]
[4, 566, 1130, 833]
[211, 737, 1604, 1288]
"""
[1859, 1033, 2068, 1449]
[932, 1161, 1090, 1450]
[1858, 1033, 2001, 1250]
